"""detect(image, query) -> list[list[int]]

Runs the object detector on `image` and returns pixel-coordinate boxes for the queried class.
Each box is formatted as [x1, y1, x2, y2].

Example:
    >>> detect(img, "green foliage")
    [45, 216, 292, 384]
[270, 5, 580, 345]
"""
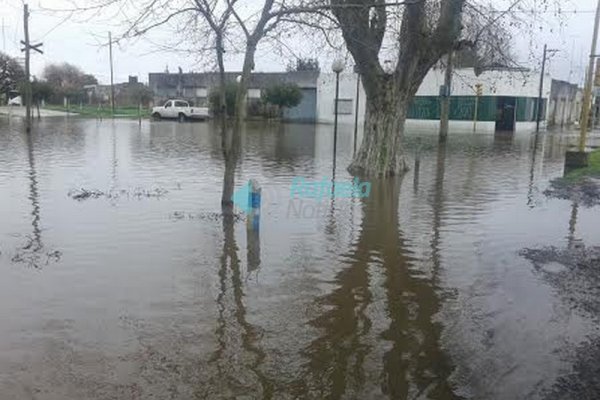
[287, 58, 320, 72]
[208, 82, 237, 116]
[564, 150, 600, 182]
[0, 52, 25, 102]
[43, 62, 98, 103]
[262, 83, 303, 115]
[44, 104, 150, 119]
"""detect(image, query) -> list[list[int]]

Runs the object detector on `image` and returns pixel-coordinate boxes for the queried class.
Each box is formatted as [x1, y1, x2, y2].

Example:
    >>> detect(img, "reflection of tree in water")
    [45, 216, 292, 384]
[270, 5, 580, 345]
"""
[302, 175, 458, 399]
[12, 131, 60, 268]
[207, 214, 273, 398]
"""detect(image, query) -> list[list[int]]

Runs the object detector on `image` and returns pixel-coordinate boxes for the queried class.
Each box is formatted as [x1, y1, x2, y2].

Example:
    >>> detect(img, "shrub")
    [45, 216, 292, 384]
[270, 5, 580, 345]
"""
[208, 82, 237, 116]
[262, 83, 303, 117]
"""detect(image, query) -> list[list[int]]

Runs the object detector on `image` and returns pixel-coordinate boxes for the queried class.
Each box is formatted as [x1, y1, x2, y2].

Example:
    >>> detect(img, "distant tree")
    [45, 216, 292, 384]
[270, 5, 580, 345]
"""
[43, 62, 98, 103]
[262, 83, 303, 117]
[30, 79, 53, 104]
[209, 82, 238, 116]
[124, 84, 154, 106]
[287, 58, 320, 72]
[0, 52, 25, 103]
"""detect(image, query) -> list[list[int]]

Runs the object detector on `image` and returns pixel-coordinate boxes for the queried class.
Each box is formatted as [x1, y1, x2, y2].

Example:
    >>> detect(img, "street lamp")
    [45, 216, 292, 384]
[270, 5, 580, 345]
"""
[353, 64, 360, 155]
[332, 59, 345, 161]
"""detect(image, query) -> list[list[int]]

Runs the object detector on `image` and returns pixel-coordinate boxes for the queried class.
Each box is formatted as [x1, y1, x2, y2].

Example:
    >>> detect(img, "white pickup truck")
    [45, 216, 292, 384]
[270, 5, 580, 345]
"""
[151, 99, 209, 122]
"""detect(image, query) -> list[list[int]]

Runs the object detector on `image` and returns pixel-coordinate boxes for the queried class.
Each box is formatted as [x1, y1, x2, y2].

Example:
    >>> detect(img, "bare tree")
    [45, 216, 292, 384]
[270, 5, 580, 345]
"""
[325, 0, 465, 176]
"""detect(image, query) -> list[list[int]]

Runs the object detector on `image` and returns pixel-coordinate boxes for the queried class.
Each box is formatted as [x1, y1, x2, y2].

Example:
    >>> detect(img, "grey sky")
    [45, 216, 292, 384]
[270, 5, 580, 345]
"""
[1, 0, 598, 85]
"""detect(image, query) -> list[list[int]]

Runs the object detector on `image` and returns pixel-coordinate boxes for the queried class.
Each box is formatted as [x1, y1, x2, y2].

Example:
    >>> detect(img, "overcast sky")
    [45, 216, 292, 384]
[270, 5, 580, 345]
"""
[1, 0, 599, 85]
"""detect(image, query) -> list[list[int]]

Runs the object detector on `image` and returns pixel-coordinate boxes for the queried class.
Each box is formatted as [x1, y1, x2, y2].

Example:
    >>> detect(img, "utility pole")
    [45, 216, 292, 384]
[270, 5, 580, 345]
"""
[536, 45, 558, 132]
[23, 5, 31, 131]
[109, 31, 115, 117]
[439, 51, 454, 142]
[536, 45, 548, 133]
[579, 0, 600, 152]
[1, 18, 6, 51]
[20, 5, 43, 132]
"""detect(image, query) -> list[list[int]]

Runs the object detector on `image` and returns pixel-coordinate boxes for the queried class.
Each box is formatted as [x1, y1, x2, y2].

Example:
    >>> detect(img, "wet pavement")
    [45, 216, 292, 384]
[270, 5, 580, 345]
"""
[1, 117, 600, 399]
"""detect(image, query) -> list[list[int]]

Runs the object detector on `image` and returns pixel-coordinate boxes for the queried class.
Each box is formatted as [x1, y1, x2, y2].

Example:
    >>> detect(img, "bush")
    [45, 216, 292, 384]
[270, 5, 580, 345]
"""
[209, 82, 237, 116]
[262, 83, 303, 117]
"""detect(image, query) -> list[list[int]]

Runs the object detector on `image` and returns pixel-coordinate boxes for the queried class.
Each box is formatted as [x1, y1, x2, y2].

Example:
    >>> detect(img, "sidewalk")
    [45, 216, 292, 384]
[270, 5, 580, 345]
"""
[0, 106, 73, 117]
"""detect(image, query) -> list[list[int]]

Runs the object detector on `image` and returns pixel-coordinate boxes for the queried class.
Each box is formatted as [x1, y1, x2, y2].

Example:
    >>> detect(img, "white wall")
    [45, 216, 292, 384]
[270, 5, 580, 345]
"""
[317, 73, 366, 125]
[317, 68, 553, 133]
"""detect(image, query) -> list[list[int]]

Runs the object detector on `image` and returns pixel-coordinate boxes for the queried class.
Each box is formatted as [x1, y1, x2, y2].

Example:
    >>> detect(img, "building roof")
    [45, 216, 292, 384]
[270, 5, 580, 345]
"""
[148, 70, 319, 90]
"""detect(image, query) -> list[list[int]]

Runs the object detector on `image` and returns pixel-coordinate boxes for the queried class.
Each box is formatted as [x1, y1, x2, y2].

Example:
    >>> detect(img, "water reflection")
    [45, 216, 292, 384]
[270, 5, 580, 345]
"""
[26, 131, 42, 256]
[210, 214, 272, 398]
[303, 176, 457, 399]
[2, 119, 600, 399]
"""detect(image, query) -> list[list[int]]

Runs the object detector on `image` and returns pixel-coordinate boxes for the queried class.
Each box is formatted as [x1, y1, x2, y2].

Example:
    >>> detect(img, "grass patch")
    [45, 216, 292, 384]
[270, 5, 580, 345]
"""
[564, 149, 600, 182]
[43, 104, 150, 119]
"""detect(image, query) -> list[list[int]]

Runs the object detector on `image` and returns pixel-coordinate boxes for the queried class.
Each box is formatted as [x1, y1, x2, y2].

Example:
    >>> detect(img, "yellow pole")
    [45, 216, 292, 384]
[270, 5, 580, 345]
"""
[579, 0, 600, 151]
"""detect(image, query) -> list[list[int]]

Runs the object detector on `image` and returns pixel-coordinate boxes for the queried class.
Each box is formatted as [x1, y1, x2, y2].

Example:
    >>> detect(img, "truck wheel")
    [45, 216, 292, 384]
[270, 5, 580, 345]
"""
[178, 113, 186, 123]
[152, 112, 161, 121]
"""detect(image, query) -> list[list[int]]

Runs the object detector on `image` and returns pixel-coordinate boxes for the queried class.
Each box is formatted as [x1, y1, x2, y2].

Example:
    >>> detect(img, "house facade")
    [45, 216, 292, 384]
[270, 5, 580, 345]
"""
[318, 67, 555, 134]
[148, 71, 319, 122]
[147, 67, 583, 133]
[548, 79, 582, 128]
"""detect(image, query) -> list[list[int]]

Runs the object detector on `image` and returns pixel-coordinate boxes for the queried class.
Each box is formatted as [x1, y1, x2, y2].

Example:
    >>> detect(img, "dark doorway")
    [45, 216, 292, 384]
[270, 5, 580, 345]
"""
[495, 97, 516, 132]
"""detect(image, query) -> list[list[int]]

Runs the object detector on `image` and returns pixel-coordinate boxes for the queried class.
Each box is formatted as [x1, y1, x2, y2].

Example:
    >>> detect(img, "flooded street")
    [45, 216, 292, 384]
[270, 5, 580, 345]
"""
[1, 117, 600, 399]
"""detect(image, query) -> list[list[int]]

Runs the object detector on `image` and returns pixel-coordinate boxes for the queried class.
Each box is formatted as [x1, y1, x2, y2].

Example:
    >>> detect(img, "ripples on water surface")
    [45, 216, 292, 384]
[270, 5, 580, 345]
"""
[1, 117, 600, 399]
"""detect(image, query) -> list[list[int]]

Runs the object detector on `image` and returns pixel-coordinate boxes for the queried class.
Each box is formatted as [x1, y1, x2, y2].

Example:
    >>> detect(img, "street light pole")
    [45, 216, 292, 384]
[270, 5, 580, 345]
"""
[109, 31, 115, 117]
[332, 60, 345, 161]
[579, 0, 600, 151]
[353, 65, 360, 155]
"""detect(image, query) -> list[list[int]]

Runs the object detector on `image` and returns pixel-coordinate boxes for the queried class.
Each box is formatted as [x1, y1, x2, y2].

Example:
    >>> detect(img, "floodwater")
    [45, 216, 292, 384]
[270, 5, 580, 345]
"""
[1, 117, 599, 400]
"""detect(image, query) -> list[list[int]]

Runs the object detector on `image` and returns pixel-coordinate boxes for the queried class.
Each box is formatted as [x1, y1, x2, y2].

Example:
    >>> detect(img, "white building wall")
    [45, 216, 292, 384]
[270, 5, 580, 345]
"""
[317, 68, 553, 134]
[317, 73, 366, 125]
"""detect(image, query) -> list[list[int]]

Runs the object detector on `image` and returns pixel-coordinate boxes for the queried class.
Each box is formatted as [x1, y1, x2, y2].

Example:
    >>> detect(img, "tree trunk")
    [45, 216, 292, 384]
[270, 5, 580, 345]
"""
[234, 40, 257, 130]
[439, 51, 454, 142]
[215, 31, 240, 213]
[216, 32, 227, 125]
[348, 83, 409, 176]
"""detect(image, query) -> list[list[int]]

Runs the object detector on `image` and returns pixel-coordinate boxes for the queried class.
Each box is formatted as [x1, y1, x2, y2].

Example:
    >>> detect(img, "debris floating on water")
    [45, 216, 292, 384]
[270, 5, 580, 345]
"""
[68, 187, 169, 201]
[8, 235, 62, 269]
[169, 211, 244, 222]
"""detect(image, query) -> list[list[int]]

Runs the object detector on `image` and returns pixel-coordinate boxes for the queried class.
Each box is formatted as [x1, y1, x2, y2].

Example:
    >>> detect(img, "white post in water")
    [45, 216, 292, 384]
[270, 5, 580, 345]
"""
[247, 179, 261, 231]
[246, 179, 261, 271]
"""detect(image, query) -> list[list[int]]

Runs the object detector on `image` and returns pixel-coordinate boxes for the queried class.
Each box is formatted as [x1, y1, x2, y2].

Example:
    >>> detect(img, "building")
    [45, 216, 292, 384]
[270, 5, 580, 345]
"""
[147, 67, 584, 133]
[148, 70, 319, 122]
[84, 76, 152, 107]
[318, 67, 555, 134]
[548, 79, 581, 128]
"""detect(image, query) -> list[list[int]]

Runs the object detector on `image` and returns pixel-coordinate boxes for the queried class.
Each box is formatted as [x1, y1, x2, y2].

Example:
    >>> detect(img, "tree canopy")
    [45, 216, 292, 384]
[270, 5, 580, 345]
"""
[43, 63, 97, 91]
[262, 83, 303, 112]
[0, 52, 25, 102]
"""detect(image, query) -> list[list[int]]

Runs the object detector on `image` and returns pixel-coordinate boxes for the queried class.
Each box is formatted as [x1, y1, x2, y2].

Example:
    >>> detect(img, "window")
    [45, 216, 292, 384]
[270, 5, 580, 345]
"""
[335, 99, 353, 115]
[248, 88, 261, 99]
[196, 88, 208, 97]
[174, 101, 188, 107]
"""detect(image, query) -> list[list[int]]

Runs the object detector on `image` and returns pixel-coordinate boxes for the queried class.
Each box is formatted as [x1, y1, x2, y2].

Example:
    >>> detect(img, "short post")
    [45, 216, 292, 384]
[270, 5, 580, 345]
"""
[138, 102, 142, 126]
[473, 83, 482, 133]
[247, 179, 261, 232]
[246, 179, 261, 272]
[413, 138, 421, 190]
